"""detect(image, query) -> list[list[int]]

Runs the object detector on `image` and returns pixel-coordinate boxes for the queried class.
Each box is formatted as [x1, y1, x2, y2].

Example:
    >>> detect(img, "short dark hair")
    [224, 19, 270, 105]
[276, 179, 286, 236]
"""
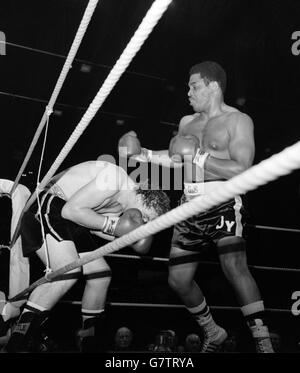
[136, 187, 170, 216]
[189, 61, 227, 94]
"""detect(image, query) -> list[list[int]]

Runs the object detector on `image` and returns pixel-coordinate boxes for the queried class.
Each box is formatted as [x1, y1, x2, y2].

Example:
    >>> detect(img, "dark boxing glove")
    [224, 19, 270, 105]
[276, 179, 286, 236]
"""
[169, 134, 210, 168]
[102, 209, 153, 254]
[168, 134, 199, 162]
[115, 208, 143, 237]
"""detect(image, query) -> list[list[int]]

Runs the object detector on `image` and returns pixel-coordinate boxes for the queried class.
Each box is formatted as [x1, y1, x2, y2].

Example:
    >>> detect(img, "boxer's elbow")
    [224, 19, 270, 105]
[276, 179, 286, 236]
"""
[61, 203, 79, 221]
[225, 158, 251, 178]
[234, 160, 252, 176]
[232, 164, 247, 177]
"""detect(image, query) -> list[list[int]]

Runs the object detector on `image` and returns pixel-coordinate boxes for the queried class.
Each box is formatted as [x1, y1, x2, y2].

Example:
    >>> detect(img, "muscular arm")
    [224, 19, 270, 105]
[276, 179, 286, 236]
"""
[204, 114, 255, 179]
[135, 116, 193, 168]
[61, 164, 122, 230]
[146, 149, 183, 168]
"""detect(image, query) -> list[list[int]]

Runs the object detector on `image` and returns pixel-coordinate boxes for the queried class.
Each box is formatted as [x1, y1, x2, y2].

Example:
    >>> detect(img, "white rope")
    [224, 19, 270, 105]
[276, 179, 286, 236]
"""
[23, 0, 173, 211]
[35, 114, 52, 274]
[8, 140, 300, 302]
[10, 0, 100, 196]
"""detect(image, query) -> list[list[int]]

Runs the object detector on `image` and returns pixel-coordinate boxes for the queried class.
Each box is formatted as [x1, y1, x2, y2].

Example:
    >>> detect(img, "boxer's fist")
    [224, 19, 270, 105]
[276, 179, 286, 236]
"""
[115, 208, 153, 254]
[168, 134, 200, 162]
[114, 208, 143, 237]
[118, 131, 141, 158]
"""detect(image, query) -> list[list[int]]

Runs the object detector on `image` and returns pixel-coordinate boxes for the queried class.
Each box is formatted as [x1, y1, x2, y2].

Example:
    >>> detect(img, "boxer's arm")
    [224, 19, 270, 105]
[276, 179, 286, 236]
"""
[131, 116, 192, 168]
[91, 229, 152, 254]
[130, 148, 183, 168]
[90, 230, 115, 241]
[61, 165, 122, 230]
[141, 149, 183, 168]
[204, 114, 255, 179]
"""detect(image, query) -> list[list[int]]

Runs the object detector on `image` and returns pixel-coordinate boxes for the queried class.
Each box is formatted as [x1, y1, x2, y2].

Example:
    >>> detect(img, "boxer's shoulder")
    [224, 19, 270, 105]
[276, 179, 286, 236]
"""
[179, 113, 199, 127]
[220, 110, 253, 133]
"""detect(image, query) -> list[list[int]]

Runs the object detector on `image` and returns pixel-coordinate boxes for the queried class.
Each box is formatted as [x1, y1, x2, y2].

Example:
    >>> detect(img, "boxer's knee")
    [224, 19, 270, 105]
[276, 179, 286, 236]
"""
[168, 265, 194, 295]
[217, 237, 249, 278]
[52, 267, 82, 288]
[83, 269, 112, 289]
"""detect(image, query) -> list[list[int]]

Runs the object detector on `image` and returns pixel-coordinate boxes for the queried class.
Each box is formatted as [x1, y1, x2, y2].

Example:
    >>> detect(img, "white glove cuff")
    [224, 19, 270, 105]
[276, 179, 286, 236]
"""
[142, 148, 153, 162]
[102, 216, 120, 236]
[193, 148, 210, 169]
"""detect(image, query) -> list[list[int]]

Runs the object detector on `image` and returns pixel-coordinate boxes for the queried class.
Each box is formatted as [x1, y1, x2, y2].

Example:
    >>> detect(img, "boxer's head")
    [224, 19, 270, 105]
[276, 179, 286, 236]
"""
[188, 61, 226, 112]
[135, 187, 170, 222]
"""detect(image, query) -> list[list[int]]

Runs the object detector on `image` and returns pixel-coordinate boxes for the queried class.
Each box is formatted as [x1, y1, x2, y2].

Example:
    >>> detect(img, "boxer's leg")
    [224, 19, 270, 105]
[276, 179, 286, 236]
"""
[168, 246, 227, 352]
[76, 253, 111, 352]
[218, 236, 274, 353]
[5, 235, 81, 352]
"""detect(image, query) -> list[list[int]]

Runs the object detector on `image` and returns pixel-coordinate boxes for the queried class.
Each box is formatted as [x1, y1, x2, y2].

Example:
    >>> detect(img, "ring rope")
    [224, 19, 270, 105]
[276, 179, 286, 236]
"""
[249, 224, 300, 234]
[22, 0, 173, 212]
[8, 140, 300, 303]
[3, 42, 165, 81]
[9, 0, 100, 196]
[35, 115, 52, 274]
[60, 301, 291, 314]
[106, 253, 169, 262]
[104, 253, 300, 273]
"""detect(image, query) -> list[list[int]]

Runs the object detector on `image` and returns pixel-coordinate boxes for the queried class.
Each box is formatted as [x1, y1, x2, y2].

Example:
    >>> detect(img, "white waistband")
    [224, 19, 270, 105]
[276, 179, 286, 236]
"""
[184, 180, 226, 197]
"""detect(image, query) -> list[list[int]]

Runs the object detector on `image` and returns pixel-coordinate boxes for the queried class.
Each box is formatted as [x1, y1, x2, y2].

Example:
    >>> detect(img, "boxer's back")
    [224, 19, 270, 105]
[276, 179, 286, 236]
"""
[50, 161, 127, 200]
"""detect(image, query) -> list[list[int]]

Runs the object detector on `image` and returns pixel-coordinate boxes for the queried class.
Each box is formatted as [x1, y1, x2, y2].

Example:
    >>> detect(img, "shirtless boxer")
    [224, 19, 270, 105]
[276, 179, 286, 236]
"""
[3, 160, 170, 352]
[120, 61, 274, 353]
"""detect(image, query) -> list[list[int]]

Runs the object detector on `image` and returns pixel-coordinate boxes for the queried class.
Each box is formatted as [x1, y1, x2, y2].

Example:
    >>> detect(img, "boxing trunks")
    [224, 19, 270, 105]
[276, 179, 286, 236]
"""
[20, 191, 98, 257]
[171, 180, 248, 254]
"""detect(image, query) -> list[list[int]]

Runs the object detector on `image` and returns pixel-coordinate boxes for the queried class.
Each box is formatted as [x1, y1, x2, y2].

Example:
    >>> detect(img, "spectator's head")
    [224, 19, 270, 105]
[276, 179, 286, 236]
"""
[114, 327, 133, 351]
[152, 331, 172, 352]
[222, 331, 239, 353]
[161, 330, 178, 350]
[269, 331, 281, 353]
[185, 333, 201, 352]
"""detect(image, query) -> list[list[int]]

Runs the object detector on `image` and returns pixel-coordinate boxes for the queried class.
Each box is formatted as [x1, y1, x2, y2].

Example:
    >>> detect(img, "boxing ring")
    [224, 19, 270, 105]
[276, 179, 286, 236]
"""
[1, 0, 300, 351]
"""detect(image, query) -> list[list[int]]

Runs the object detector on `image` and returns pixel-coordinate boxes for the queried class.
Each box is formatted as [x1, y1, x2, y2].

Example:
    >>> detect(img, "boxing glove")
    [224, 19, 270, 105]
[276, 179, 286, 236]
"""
[118, 131, 141, 158]
[169, 134, 210, 168]
[102, 209, 153, 254]
[168, 134, 199, 162]
[118, 131, 152, 162]
[115, 208, 143, 237]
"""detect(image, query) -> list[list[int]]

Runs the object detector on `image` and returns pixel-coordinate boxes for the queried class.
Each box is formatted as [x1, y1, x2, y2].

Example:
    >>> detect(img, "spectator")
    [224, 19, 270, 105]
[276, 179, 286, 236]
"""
[184, 333, 201, 352]
[269, 330, 282, 353]
[113, 326, 134, 352]
[147, 331, 172, 352]
[148, 330, 184, 352]
[222, 330, 239, 353]
[161, 330, 184, 352]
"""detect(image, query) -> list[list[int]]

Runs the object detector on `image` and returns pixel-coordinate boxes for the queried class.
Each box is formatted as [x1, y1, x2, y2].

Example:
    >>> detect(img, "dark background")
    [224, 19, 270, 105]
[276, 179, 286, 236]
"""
[0, 0, 300, 352]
